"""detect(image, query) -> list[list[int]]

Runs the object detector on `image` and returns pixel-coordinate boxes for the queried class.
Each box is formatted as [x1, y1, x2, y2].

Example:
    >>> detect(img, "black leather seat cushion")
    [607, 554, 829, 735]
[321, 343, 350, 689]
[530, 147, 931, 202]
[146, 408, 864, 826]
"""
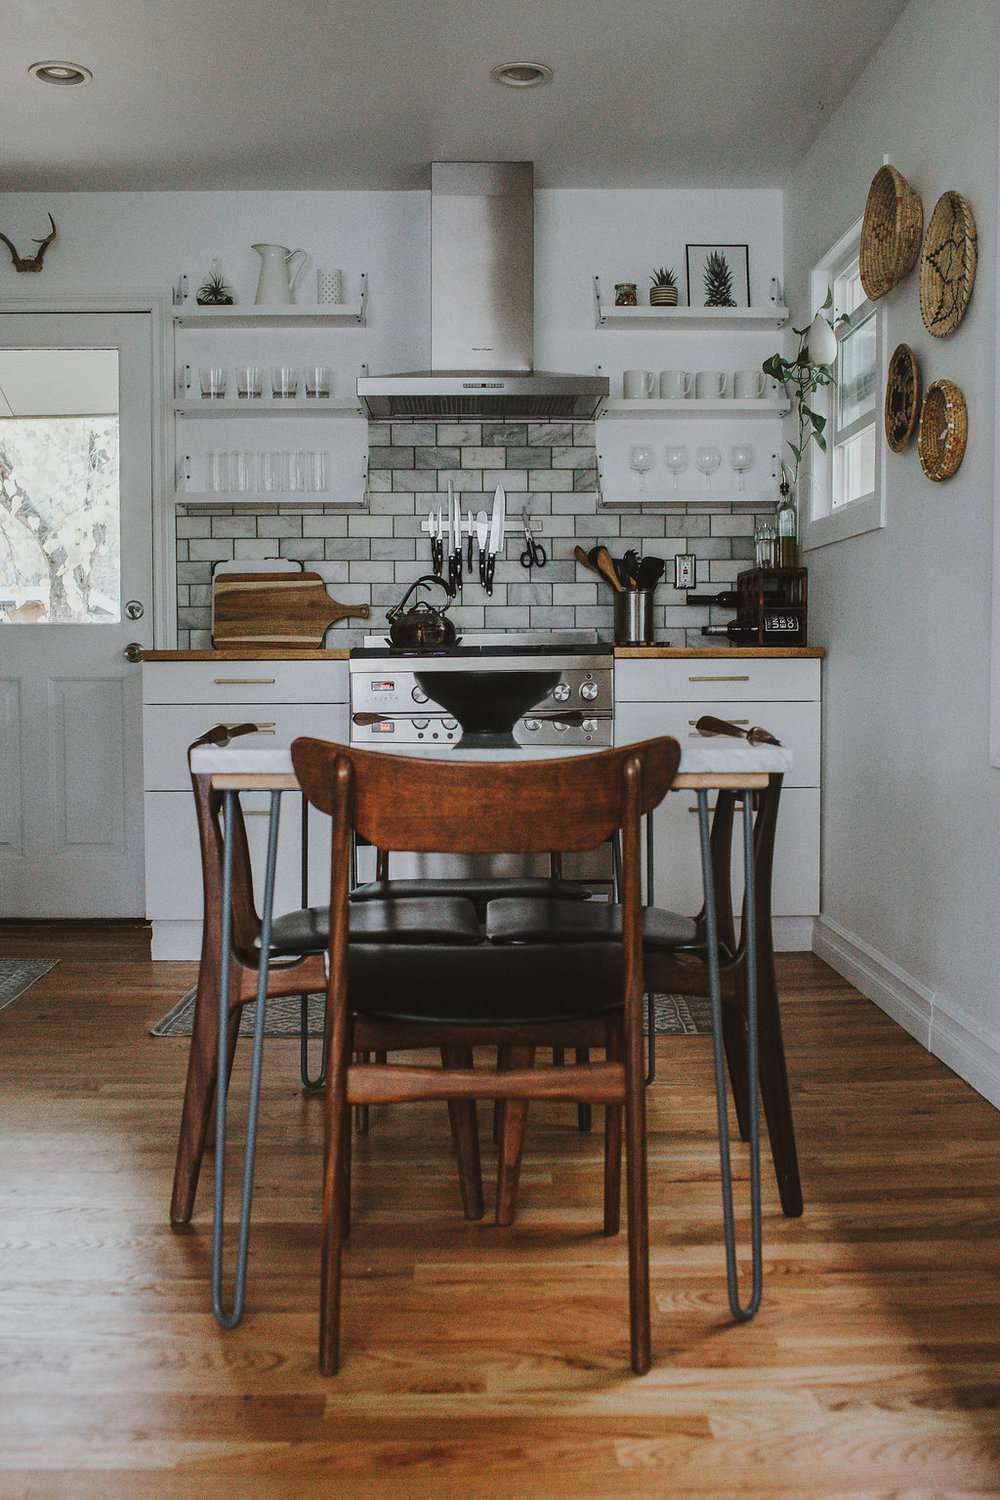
[486, 898, 700, 952]
[262, 896, 482, 957]
[346, 941, 624, 1026]
[349, 876, 591, 912]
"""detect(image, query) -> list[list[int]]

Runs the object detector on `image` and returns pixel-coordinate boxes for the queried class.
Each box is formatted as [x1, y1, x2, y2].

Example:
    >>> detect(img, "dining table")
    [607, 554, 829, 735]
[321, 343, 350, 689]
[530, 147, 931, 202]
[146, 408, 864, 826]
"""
[189, 733, 793, 1333]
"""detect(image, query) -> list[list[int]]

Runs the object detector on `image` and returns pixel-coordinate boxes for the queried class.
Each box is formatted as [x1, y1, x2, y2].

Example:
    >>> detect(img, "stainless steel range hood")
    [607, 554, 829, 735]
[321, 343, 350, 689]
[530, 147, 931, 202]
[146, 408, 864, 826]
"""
[358, 162, 608, 421]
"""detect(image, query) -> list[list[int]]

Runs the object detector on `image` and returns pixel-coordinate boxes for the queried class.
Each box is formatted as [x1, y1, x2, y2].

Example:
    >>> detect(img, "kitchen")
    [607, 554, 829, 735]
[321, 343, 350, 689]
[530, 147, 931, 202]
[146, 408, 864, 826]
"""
[2, 0, 1000, 1493]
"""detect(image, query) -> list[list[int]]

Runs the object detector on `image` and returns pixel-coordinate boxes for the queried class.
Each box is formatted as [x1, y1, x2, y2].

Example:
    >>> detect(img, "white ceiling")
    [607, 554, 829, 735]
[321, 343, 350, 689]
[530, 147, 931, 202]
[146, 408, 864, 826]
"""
[4, 0, 907, 191]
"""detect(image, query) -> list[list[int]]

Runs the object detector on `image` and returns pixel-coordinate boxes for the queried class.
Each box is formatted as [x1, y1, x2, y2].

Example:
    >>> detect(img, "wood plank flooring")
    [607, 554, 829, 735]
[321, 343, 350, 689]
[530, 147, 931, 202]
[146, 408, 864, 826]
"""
[1, 940, 999, 1497]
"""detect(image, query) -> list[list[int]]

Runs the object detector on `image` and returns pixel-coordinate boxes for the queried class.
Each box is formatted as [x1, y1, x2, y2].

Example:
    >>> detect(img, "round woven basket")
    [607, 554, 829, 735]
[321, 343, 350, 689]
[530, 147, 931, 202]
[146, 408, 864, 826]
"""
[884, 343, 922, 453]
[859, 165, 923, 300]
[917, 378, 967, 481]
[919, 191, 978, 337]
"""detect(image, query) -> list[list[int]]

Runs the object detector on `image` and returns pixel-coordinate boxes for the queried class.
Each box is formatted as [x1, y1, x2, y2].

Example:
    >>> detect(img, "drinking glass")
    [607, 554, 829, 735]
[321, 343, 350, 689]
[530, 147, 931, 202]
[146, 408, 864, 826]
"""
[728, 442, 755, 492]
[236, 365, 264, 399]
[206, 451, 229, 491]
[664, 444, 689, 490]
[629, 443, 655, 493]
[290, 450, 310, 492]
[199, 367, 227, 399]
[309, 450, 329, 492]
[304, 365, 332, 398]
[754, 517, 778, 568]
[272, 367, 299, 399]
[695, 445, 722, 489]
[231, 451, 257, 492]
[261, 451, 286, 492]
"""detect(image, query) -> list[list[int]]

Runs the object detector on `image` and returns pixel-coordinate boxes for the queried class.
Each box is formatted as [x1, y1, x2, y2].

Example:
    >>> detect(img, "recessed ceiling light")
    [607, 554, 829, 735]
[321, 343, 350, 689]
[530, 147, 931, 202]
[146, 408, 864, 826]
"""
[490, 61, 553, 89]
[28, 60, 93, 87]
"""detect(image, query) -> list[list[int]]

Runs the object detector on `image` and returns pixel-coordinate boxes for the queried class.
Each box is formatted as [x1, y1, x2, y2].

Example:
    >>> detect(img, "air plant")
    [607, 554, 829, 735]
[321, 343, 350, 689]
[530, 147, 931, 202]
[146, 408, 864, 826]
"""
[196, 260, 234, 306]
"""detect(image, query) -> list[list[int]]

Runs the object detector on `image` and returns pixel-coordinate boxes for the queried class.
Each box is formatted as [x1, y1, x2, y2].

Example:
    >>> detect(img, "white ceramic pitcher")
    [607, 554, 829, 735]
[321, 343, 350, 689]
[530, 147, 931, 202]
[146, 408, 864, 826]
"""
[251, 243, 308, 305]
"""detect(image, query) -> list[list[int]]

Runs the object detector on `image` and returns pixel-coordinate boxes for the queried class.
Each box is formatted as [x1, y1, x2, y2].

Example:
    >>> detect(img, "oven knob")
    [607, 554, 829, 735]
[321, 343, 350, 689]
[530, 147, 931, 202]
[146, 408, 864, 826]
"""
[552, 682, 571, 702]
[582, 718, 598, 734]
[411, 687, 428, 704]
[523, 718, 541, 732]
[553, 720, 568, 733]
[580, 681, 599, 701]
[443, 718, 457, 730]
[413, 719, 429, 730]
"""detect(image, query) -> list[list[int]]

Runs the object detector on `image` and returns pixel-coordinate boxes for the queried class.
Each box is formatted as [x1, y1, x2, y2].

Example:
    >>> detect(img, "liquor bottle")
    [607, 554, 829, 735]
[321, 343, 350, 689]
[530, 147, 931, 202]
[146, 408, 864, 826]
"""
[776, 479, 798, 568]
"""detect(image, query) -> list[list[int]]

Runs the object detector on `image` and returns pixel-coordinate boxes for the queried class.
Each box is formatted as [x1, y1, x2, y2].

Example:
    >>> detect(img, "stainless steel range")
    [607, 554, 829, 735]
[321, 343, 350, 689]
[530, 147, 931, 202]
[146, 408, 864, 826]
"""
[349, 632, 613, 752]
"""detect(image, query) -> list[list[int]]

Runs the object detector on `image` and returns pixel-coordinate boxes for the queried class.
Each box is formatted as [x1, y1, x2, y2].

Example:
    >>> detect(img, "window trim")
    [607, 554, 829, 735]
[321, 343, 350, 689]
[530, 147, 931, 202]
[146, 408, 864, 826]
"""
[801, 218, 886, 552]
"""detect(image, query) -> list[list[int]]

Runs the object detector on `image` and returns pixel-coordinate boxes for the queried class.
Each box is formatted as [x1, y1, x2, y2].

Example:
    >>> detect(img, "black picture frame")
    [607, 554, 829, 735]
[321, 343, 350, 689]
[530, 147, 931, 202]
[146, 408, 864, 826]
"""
[685, 243, 751, 308]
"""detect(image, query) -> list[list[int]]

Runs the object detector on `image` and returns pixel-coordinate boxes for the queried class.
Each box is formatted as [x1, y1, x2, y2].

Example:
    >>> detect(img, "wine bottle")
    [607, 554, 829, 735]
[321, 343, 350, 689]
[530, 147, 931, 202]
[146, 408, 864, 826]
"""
[701, 622, 758, 642]
[686, 590, 740, 606]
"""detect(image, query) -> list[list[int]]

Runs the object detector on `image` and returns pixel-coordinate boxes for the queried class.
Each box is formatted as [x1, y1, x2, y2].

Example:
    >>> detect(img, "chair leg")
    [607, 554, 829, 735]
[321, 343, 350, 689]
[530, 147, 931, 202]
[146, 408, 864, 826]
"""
[340, 1106, 352, 1241]
[603, 1015, 623, 1237]
[319, 1024, 351, 1376]
[171, 970, 241, 1225]
[576, 1048, 593, 1132]
[495, 1045, 535, 1226]
[442, 1045, 485, 1221]
[492, 1045, 510, 1144]
[757, 1001, 803, 1218]
[552, 1046, 565, 1066]
[721, 1004, 751, 1143]
[354, 1052, 370, 1135]
[624, 1012, 651, 1374]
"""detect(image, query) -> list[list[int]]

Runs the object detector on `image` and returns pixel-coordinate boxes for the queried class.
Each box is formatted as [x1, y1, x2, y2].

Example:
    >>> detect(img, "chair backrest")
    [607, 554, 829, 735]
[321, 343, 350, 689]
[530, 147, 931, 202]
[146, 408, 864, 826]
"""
[291, 737, 681, 855]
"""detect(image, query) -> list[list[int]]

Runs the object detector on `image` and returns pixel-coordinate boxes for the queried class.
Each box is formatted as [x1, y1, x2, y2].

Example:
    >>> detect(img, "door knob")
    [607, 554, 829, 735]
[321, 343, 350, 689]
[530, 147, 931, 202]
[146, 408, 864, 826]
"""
[123, 642, 143, 663]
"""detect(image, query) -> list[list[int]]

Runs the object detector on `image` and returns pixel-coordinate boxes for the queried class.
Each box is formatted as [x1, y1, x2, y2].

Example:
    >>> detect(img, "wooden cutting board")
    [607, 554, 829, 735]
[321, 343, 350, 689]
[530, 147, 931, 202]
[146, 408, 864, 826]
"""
[212, 571, 370, 648]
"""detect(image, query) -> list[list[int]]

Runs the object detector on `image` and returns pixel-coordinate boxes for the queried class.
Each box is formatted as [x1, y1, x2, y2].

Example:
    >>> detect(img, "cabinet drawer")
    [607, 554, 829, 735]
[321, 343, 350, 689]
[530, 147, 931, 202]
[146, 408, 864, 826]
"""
[142, 660, 348, 705]
[647, 786, 819, 918]
[616, 658, 820, 703]
[144, 791, 331, 921]
[143, 703, 349, 791]
[616, 700, 819, 787]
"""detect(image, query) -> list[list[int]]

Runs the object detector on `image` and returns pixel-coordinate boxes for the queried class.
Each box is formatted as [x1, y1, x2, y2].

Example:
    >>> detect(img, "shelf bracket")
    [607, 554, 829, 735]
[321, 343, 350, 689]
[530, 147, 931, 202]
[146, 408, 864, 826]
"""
[357, 272, 367, 325]
[593, 274, 605, 327]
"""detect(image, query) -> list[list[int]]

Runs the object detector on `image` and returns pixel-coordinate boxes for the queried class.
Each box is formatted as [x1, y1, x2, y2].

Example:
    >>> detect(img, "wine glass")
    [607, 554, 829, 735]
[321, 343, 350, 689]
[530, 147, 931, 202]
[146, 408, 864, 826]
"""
[728, 442, 755, 493]
[629, 444, 655, 493]
[664, 444, 689, 490]
[695, 444, 722, 489]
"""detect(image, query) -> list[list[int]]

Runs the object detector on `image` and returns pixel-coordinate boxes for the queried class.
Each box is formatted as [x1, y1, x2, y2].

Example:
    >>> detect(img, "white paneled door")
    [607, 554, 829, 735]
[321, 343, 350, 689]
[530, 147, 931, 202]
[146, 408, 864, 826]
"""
[0, 313, 153, 916]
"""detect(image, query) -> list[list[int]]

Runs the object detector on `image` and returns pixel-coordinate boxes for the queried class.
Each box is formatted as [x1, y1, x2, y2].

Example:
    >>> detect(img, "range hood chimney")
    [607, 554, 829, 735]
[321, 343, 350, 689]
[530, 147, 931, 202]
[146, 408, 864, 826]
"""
[358, 161, 608, 421]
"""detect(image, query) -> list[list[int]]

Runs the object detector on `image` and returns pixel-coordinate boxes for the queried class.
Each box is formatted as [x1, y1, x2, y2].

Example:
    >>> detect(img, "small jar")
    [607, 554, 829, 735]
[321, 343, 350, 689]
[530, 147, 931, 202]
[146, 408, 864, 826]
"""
[614, 282, 638, 307]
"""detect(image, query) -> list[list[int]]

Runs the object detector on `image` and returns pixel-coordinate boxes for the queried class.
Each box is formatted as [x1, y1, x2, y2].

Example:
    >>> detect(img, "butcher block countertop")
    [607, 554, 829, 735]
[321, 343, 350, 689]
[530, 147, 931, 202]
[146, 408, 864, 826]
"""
[142, 645, 824, 662]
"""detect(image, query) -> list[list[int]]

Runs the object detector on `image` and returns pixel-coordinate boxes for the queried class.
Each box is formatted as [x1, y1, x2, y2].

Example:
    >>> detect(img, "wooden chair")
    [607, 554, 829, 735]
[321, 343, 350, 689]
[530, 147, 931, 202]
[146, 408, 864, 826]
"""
[291, 734, 682, 1376]
[485, 772, 803, 1221]
[170, 724, 486, 1230]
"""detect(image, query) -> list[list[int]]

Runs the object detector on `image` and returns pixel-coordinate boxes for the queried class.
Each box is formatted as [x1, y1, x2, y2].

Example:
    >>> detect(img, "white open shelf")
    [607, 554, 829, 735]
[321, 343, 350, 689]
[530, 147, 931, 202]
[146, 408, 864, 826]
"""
[174, 397, 364, 417]
[175, 490, 364, 508]
[173, 300, 365, 329]
[602, 397, 788, 418]
[601, 489, 776, 509]
[596, 304, 789, 330]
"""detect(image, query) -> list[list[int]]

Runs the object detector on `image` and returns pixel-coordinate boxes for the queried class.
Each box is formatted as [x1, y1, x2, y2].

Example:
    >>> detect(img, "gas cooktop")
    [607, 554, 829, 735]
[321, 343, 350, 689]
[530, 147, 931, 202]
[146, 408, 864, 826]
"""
[350, 642, 610, 660]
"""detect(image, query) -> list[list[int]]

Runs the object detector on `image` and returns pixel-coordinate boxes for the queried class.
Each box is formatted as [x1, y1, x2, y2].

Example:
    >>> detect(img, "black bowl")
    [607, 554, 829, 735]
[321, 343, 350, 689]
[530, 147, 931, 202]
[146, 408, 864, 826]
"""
[415, 669, 560, 749]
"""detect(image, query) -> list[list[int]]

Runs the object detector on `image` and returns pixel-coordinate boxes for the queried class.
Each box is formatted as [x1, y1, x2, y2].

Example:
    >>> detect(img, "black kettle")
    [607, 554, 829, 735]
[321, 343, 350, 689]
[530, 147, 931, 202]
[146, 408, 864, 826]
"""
[385, 574, 458, 650]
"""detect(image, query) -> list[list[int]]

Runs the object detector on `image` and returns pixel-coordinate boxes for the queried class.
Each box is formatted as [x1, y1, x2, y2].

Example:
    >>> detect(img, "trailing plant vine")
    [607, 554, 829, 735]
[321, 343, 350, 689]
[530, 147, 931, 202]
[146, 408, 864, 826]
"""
[762, 290, 849, 496]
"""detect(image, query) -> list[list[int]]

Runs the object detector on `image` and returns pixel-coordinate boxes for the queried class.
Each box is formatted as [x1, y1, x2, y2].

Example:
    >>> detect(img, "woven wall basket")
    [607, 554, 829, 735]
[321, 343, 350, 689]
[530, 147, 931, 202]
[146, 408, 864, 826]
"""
[917, 379, 967, 481]
[884, 343, 922, 453]
[919, 191, 978, 337]
[859, 165, 923, 300]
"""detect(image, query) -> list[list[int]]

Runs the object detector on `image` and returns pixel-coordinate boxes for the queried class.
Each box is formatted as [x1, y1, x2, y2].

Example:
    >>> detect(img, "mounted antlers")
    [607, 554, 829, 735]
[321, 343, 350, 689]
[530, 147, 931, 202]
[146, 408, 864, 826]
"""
[0, 214, 57, 273]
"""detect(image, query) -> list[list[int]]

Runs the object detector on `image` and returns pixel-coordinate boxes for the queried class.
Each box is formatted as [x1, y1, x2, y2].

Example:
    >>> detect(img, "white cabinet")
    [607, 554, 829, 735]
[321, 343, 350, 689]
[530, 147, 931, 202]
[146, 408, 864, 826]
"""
[614, 656, 821, 948]
[142, 659, 348, 958]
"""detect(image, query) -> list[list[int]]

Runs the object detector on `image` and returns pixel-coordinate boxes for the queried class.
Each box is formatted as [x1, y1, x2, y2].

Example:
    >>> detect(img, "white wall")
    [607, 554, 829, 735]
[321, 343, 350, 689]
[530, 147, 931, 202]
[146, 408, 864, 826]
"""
[784, 0, 1000, 1103]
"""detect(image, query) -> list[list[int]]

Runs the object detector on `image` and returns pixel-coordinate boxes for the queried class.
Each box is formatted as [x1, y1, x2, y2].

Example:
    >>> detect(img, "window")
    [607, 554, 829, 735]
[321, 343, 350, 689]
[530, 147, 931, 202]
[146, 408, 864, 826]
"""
[802, 222, 884, 550]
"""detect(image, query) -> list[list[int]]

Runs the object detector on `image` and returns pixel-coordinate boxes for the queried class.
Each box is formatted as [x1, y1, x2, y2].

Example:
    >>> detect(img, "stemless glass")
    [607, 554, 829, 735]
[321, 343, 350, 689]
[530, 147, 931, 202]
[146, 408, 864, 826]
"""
[695, 445, 722, 489]
[231, 451, 257, 492]
[199, 367, 227, 399]
[272, 367, 299, 400]
[629, 443, 655, 493]
[261, 451, 285, 492]
[206, 451, 229, 492]
[309, 450, 329, 492]
[728, 442, 755, 492]
[304, 365, 332, 398]
[664, 444, 689, 490]
[236, 365, 264, 399]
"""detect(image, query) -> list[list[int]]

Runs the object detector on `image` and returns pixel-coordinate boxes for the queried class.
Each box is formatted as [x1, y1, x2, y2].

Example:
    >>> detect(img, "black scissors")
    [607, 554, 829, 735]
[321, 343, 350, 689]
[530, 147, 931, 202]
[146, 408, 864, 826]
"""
[519, 515, 546, 569]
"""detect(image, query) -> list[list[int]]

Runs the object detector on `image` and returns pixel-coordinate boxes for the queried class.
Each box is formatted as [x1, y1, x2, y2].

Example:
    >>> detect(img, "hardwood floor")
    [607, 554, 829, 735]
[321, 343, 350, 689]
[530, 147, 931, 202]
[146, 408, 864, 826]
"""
[2, 942, 999, 1497]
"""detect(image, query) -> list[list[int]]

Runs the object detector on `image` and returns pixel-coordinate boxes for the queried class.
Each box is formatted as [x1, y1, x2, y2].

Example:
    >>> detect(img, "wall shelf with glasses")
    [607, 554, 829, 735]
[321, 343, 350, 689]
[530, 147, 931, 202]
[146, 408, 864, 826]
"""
[593, 275, 787, 330]
[600, 491, 778, 510]
[174, 491, 365, 509]
[174, 398, 364, 417]
[602, 397, 789, 417]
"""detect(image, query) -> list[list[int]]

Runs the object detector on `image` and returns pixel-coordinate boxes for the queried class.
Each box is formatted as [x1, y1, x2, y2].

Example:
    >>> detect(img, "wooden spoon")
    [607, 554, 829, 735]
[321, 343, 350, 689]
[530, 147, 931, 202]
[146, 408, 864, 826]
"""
[574, 544, 605, 580]
[593, 545, 625, 594]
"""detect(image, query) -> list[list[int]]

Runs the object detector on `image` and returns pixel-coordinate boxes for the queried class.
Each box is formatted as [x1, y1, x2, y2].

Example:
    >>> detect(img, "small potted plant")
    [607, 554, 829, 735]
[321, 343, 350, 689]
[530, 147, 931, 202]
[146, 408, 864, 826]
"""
[649, 267, 678, 307]
[196, 259, 235, 306]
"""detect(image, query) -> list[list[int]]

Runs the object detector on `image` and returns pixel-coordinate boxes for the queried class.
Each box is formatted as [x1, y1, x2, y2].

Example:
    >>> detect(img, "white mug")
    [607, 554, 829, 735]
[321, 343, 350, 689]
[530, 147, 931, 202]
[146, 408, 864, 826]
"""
[659, 370, 695, 399]
[734, 369, 767, 399]
[623, 369, 656, 399]
[695, 370, 730, 400]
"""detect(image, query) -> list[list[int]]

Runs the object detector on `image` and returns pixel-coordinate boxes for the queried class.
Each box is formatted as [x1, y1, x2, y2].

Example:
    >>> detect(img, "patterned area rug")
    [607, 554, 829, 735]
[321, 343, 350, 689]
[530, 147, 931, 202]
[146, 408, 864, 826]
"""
[151, 988, 712, 1038]
[0, 960, 58, 1014]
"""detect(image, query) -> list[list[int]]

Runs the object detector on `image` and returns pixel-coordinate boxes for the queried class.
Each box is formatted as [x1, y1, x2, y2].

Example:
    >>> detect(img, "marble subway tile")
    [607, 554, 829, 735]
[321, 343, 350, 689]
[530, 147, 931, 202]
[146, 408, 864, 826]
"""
[415, 446, 460, 470]
[368, 446, 415, 469]
[528, 422, 572, 446]
[481, 423, 527, 446]
[392, 422, 435, 447]
[436, 423, 481, 446]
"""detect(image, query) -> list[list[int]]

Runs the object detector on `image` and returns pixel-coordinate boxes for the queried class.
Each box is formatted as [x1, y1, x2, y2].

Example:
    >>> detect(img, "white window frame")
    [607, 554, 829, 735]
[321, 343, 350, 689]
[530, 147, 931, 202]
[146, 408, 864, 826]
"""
[801, 218, 886, 551]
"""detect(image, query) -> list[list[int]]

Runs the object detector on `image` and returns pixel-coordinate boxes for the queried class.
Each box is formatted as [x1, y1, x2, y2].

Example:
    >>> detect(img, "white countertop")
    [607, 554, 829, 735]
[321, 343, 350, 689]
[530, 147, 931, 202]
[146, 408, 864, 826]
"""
[190, 735, 793, 777]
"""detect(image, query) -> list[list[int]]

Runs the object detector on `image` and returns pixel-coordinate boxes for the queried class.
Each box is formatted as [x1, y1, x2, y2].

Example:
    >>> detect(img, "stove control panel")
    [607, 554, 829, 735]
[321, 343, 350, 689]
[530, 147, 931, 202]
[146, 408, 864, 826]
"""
[351, 666, 613, 718]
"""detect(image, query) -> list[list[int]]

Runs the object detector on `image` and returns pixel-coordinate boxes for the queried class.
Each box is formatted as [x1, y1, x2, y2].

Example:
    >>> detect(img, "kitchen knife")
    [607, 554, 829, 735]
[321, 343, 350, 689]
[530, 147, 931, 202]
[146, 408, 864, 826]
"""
[453, 488, 463, 594]
[476, 509, 490, 586]
[466, 511, 474, 574]
[446, 482, 461, 596]
[431, 507, 444, 577]
[485, 482, 505, 596]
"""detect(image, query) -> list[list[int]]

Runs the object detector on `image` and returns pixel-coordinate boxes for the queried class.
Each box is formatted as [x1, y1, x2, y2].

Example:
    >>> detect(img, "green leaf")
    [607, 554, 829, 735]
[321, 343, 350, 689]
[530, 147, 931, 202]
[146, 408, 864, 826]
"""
[814, 432, 827, 452]
[821, 286, 833, 310]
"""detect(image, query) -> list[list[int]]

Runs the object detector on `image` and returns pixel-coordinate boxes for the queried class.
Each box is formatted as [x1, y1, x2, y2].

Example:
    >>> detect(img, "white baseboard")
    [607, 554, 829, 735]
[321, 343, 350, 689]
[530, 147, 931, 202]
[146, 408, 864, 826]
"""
[772, 917, 815, 952]
[151, 921, 202, 961]
[813, 914, 1000, 1111]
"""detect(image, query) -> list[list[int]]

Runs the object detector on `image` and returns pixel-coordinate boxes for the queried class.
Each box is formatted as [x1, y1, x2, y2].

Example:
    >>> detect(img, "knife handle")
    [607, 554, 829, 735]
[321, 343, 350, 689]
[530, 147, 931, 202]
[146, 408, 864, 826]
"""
[484, 552, 495, 596]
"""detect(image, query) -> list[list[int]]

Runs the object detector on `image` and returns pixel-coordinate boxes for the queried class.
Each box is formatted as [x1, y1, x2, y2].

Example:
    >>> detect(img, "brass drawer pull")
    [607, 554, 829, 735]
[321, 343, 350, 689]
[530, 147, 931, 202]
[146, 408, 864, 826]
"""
[219, 721, 276, 734]
[689, 718, 748, 726]
[213, 677, 277, 685]
[688, 674, 750, 683]
[243, 810, 272, 817]
[688, 801, 745, 814]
